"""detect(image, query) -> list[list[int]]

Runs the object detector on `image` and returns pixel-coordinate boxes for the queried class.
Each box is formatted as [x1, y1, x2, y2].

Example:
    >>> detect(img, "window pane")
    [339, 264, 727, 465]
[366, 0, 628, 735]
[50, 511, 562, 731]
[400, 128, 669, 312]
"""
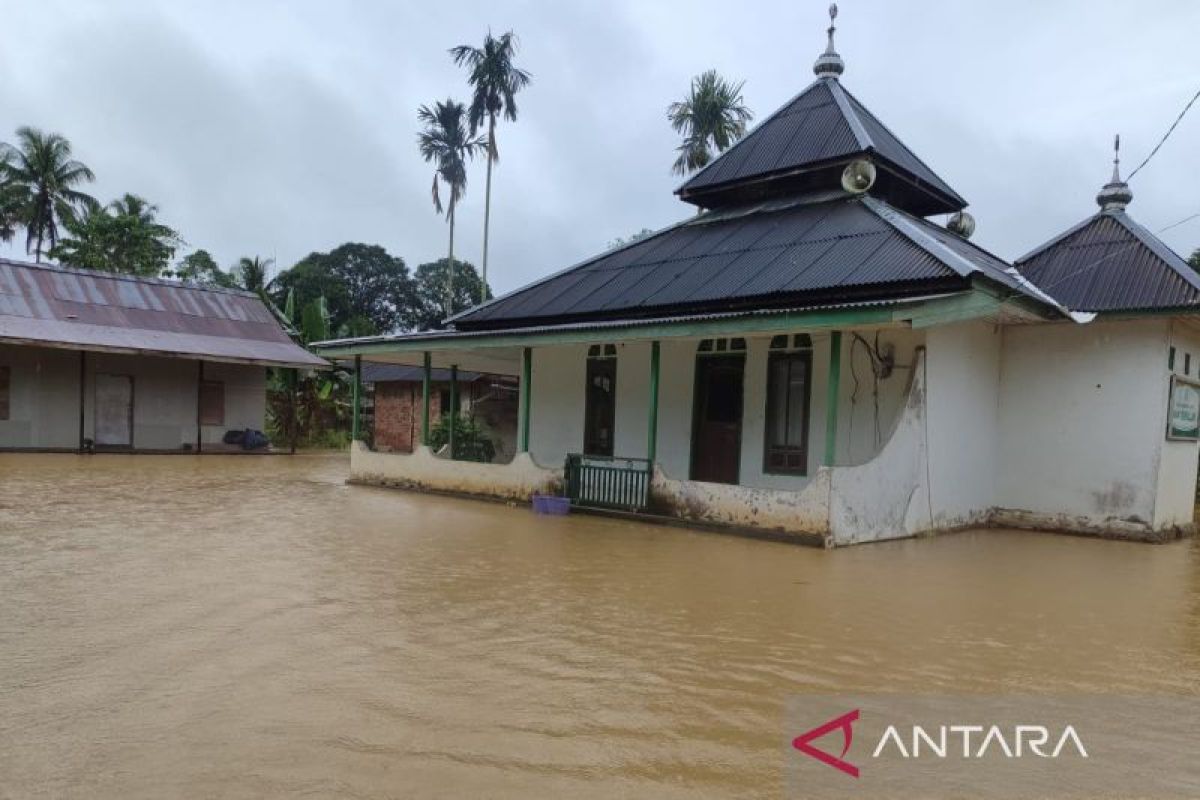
[768, 358, 789, 447]
[786, 359, 807, 446]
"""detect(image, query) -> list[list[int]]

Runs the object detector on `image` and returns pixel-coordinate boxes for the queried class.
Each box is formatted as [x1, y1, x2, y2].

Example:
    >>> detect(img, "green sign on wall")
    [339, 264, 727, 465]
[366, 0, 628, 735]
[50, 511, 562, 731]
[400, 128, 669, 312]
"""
[1167, 375, 1200, 441]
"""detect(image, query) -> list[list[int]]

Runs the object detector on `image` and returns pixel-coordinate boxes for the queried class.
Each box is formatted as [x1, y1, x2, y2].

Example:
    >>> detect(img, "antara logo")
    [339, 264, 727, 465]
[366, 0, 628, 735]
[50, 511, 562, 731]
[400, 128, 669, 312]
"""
[793, 710, 1089, 779]
[792, 709, 861, 778]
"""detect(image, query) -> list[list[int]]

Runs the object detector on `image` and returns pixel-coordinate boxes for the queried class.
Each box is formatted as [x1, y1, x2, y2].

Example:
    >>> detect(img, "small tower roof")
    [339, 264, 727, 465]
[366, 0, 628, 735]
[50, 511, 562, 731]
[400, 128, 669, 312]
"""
[675, 6, 966, 216]
[1015, 137, 1200, 313]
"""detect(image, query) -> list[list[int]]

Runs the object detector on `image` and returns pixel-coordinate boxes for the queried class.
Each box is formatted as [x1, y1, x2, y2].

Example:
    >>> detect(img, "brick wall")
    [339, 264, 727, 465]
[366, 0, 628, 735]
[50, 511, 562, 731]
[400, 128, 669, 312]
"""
[373, 381, 443, 453]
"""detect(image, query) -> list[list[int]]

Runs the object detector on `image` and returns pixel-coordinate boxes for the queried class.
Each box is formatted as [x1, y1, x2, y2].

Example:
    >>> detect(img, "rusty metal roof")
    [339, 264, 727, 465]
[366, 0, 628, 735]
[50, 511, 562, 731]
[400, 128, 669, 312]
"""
[1015, 211, 1200, 313]
[0, 258, 326, 367]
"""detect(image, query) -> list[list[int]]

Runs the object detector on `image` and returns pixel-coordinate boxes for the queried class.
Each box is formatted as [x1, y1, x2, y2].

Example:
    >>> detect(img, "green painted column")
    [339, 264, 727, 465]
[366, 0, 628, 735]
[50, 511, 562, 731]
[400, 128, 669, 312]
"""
[647, 340, 660, 465]
[519, 347, 532, 453]
[824, 330, 842, 467]
[448, 364, 458, 459]
[351, 354, 362, 441]
[421, 351, 431, 447]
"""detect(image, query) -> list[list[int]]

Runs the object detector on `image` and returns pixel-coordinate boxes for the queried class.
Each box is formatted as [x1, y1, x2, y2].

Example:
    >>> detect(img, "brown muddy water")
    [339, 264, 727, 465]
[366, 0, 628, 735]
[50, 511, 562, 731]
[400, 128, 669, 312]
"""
[0, 453, 1198, 798]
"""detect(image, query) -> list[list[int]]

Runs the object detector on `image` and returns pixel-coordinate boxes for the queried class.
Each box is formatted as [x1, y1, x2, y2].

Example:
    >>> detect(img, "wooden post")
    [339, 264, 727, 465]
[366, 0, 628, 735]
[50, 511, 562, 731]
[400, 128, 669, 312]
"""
[519, 347, 532, 453]
[289, 368, 298, 455]
[352, 354, 362, 441]
[196, 360, 204, 454]
[448, 364, 458, 459]
[421, 351, 431, 447]
[78, 351, 86, 453]
[824, 330, 842, 467]
[647, 340, 660, 465]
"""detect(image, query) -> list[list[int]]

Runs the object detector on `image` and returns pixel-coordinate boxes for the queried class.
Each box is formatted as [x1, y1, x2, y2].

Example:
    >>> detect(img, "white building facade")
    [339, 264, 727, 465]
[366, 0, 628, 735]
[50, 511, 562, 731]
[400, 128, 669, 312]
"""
[318, 21, 1199, 546]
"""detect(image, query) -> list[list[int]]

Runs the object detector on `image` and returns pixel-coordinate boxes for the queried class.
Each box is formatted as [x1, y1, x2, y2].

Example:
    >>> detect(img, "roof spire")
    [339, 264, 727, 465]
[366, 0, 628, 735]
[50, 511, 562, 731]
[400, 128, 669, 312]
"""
[1096, 133, 1133, 212]
[813, 3, 845, 79]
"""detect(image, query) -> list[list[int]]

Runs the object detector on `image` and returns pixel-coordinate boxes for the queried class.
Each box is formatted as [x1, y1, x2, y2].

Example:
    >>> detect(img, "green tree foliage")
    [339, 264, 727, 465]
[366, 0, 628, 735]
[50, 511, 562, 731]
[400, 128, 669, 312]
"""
[233, 255, 273, 294]
[417, 99, 488, 315]
[429, 413, 496, 462]
[667, 70, 753, 175]
[410, 258, 491, 330]
[175, 249, 237, 288]
[266, 291, 351, 451]
[0, 149, 21, 243]
[0, 126, 96, 261]
[1189, 248, 1199, 272]
[50, 194, 181, 276]
[272, 243, 413, 336]
[607, 228, 655, 250]
[450, 30, 532, 299]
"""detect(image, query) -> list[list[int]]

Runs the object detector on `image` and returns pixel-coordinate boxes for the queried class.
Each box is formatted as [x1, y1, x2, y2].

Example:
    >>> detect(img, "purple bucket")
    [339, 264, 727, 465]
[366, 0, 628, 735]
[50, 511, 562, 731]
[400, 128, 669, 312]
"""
[532, 494, 571, 515]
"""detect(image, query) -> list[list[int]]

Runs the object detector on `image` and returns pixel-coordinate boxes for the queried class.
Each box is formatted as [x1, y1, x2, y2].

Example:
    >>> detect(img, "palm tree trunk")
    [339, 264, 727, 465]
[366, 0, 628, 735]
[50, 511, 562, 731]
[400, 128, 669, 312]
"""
[445, 201, 456, 317]
[481, 115, 496, 303]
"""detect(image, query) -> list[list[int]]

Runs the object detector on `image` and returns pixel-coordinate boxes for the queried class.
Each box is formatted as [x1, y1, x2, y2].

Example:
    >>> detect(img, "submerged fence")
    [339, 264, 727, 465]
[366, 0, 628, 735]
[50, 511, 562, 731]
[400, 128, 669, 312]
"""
[564, 454, 652, 512]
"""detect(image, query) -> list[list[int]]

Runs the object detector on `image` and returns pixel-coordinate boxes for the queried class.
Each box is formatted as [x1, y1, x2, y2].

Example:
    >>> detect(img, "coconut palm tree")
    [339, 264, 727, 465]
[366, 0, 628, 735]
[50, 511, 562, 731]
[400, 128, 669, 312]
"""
[450, 30, 532, 301]
[0, 149, 20, 243]
[0, 127, 96, 261]
[667, 70, 754, 176]
[417, 99, 487, 315]
[233, 255, 274, 295]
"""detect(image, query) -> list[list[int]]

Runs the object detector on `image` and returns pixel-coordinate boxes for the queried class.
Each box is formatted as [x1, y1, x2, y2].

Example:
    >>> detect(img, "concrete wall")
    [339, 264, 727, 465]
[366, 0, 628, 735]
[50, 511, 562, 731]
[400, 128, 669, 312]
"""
[351, 316, 1195, 545]
[994, 317, 1183, 538]
[1154, 320, 1200, 529]
[0, 343, 265, 451]
[350, 441, 560, 501]
[0, 344, 82, 449]
[923, 321, 1002, 529]
[526, 329, 921, 491]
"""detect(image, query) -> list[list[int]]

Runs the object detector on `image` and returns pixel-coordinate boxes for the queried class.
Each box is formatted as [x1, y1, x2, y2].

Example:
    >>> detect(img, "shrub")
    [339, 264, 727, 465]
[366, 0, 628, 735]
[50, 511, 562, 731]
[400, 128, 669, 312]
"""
[429, 413, 496, 463]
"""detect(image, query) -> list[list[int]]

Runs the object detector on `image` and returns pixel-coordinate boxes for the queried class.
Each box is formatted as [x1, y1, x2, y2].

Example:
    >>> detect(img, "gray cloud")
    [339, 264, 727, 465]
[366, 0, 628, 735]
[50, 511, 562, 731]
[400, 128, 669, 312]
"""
[2, 0, 1198, 294]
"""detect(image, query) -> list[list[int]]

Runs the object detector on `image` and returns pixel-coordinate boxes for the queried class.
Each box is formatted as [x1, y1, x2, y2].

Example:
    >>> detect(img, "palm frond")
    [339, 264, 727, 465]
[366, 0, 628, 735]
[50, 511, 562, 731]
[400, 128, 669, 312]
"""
[666, 69, 754, 175]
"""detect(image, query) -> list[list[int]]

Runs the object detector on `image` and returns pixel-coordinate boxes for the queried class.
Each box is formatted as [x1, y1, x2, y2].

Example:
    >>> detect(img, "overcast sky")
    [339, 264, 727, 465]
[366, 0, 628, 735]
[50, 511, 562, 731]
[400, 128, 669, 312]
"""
[1, 1, 1198, 294]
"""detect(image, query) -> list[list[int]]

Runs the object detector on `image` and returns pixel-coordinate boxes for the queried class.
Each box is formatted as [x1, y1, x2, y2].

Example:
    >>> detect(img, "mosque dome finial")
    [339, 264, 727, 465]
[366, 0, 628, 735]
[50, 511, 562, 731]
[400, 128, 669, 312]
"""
[1096, 133, 1133, 212]
[813, 3, 845, 79]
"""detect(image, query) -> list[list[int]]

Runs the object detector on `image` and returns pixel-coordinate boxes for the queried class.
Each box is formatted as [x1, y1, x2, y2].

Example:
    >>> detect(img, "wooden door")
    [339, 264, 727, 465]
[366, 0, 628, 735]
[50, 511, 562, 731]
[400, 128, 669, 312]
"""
[584, 357, 617, 456]
[95, 373, 133, 448]
[690, 356, 744, 484]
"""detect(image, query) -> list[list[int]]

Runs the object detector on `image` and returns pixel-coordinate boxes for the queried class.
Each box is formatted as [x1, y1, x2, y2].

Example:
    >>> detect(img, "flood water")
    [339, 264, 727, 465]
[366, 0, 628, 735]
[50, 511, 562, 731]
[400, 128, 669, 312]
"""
[1, 453, 1198, 798]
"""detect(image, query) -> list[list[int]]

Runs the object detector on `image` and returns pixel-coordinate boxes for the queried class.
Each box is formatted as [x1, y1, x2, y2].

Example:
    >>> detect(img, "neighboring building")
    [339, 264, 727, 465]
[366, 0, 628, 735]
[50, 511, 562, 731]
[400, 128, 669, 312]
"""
[365, 364, 518, 461]
[315, 11, 1199, 546]
[1001, 140, 1200, 537]
[0, 258, 325, 452]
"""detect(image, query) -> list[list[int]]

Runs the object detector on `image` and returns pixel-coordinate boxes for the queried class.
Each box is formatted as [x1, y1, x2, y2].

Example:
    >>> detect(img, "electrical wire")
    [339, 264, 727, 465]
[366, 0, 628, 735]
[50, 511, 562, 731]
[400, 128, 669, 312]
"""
[1126, 85, 1200, 181]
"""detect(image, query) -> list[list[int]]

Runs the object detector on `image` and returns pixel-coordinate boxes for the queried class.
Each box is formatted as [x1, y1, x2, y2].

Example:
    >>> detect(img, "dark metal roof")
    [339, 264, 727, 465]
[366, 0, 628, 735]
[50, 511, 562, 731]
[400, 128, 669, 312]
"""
[1015, 211, 1200, 313]
[0, 258, 326, 367]
[317, 294, 958, 352]
[360, 363, 480, 383]
[675, 78, 966, 214]
[450, 193, 1052, 330]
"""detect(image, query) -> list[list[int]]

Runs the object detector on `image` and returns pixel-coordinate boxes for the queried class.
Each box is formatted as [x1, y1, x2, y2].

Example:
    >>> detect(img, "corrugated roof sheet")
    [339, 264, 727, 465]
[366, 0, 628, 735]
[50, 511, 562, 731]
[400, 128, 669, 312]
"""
[317, 294, 959, 351]
[360, 364, 480, 383]
[0, 258, 326, 367]
[451, 194, 1051, 329]
[1014, 211, 1200, 312]
[676, 78, 965, 211]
